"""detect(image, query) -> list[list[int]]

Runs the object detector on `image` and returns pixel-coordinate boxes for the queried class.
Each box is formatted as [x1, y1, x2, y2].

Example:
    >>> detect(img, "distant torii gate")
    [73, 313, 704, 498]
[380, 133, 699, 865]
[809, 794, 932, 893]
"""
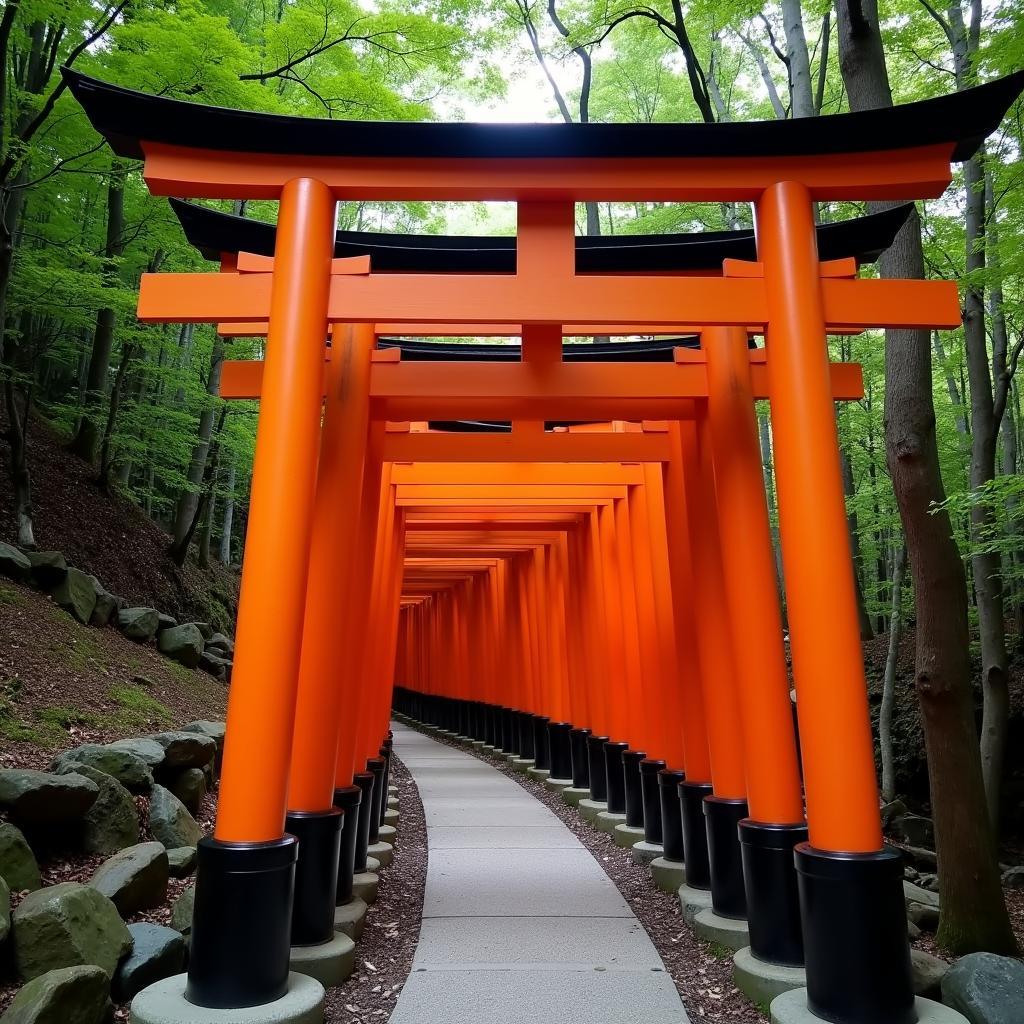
[66, 66, 1024, 1024]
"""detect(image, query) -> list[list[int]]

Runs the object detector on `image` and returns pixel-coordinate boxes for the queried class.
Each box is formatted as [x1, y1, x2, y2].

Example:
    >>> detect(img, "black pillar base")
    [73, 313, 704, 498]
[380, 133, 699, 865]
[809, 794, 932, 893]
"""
[623, 750, 647, 827]
[640, 759, 666, 843]
[739, 819, 807, 966]
[285, 808, 343, 946]
[521, 712, 536, 760]
[333, 786, 362, 906]
[186, 836, 297, 1009]
[704, 795, 748, 919]
[679, 780, 712, 888]
[380, 738, 393, 825]
[353, 771, 375, 872]
[570, 728, 591, 789]
[500, 707, 514, 753]
[367, 757, 386, 845]
[796, 844, 914, 1024]
[533, 715, 551, 771]
[658, 769, 686, 861]
[548, 721, 573, 779]
[603, 741, 629, 814]
[587, 735, 609, 801]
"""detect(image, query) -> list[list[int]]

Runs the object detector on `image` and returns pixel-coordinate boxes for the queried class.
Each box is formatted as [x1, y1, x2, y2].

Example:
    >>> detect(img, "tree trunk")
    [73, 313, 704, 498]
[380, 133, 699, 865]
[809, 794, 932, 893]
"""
[841, 444, 874, 639]
[218, 459, 236, 564]
[836, 0, 1017, 957]
[880, 543, 907, 802]
[97, 341, 134, 492]
[169, 408, 227, 567]
[3, 377, 35, 547]
[68, 164, 126, 463]
[781, 0, 815, 117]
[758, 409, 788, 627]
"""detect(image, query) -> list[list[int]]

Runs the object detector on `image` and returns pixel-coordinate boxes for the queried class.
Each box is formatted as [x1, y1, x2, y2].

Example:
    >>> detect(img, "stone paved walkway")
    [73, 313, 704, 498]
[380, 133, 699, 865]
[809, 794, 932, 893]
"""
[387, 722, 690, 1024]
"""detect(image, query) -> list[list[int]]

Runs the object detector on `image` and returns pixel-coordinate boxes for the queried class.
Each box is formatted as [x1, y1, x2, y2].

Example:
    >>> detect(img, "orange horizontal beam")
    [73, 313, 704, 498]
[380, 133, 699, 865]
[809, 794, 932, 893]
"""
[380, 431, 673, 463]
[389, 462, 646, 485]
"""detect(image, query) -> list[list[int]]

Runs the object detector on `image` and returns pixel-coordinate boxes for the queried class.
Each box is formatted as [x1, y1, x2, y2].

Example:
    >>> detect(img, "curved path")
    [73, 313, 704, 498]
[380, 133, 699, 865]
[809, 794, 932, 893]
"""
[388, 722, 690, 1024]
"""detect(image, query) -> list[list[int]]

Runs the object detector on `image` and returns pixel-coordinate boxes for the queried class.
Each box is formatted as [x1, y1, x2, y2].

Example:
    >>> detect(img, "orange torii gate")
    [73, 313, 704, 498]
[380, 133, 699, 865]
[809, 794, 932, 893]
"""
[65, 66, 1023, 1024]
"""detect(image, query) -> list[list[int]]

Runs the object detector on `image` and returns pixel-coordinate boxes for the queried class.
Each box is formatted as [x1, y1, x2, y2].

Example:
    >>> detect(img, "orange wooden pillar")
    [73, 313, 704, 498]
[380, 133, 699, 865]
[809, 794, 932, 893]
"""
[285, 322, 374, 943]
[190, 177, 336, 1010]
[756, 181, 913, 1021]
[703, 325, 806, 965]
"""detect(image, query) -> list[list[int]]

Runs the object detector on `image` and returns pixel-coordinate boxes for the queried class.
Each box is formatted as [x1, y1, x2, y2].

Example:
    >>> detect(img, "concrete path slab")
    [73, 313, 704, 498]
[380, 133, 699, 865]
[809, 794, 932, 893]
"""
[388, 721, 689, 1024]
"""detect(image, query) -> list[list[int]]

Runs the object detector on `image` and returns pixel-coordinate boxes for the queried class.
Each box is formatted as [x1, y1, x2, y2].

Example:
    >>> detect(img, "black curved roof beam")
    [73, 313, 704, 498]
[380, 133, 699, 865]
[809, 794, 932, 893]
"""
[374, 338, 697, 363]
[170, 199, 913, 274]
[64, 69, 1022, 164]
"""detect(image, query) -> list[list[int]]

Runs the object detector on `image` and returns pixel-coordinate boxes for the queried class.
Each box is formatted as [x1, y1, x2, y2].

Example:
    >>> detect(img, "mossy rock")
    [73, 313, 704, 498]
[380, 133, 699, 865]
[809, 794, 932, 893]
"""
[156, 624, 204, 670]
[0, 771, 98, 827]
[147, 786, 202, 849]
[0, 543, 31, 582]
[0, 823, 42, 892]
[50, 569, 98, 625]
[56, 764, 139, 857]
[89, 843, 168, 917]
[51, 745, 153, 793]
[25, 552, 67, 590]
[0, 965, 111, 1024]
[168, 884, 194, 935]
[116, 607, 159, 643]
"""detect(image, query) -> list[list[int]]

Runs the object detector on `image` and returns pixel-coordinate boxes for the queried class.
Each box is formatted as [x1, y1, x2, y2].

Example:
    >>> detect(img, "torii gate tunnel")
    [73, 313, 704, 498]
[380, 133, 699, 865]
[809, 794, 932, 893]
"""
[68, 67, 1024, 1024]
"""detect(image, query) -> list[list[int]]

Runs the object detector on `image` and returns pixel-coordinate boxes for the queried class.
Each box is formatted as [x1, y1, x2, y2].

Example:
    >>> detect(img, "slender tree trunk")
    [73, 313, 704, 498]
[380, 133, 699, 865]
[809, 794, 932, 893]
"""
[97, 341, 134, 492]
[836, 0, 1017, 957]
[218, 459, 236, 564]
[880, 543, 907, 803]
[758, 408, 788, 627]
[781, 0, 815, 116]
[841, 444, 874, 639]
[169, 408, 227, 566]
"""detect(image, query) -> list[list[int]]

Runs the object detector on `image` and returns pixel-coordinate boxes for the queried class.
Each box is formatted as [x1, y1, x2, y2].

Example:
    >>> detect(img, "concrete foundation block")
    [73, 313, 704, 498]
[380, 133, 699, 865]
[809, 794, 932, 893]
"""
[595, 810, 627, 835]
[678, 883, 714, 925]
[130, 973, 325, 1024]
[613, 823, 646, 849]
[526, 766, 551, 783]
[387, 795, 399, 809]
[770, 990, 968, 1024]
[481, 745, 497, 753]
[631, 840, 663, 866]
[378, 823, 397, 846]
[650, 857, 686, 894]
[544, 777, 573, 795]
[560, 786, 590, 808]
[383, 808, 399, 827]
[333, 896, 369, 940]
[352, 870, 379, 905]
[365, 856, 380, 873]
[367, 841, 393, 868]
[577, 799, 607, 823]
[693, 908, 750, 951]
[733, 947, 806, 1005]
[290, 932, 356, 987]
[469, 740, 485, 749]
[511, 757, 534, 774]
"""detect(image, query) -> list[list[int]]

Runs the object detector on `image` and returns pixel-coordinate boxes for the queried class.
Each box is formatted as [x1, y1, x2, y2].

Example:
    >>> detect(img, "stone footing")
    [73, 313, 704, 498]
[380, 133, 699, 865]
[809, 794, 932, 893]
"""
[387, 796, 399, 809]
[333, 896, 369, 940]
[732, 947, 806, 1005]
[543, 776, 573, 794]
[595, 810, 627, 835]
[613, 823, 646, 849]
[290, 933, 356, 987]
[560, 786, 590, 808]
[352, 871, 379, 905]
[511, 758, 534, 774]
[526, 766, 550, 783]
[577, 799, 607, 823]
[631, 840, 663, 866]
[678, 883, 714, 925]
[366, 841, 393, 868]
[365, 856, 380, 873]
[770, 990, 968, 1024]
[469, 740, 485, 749]
[383, 808, 399, 827]
[130, 973, 325, 1024]
[378, 824, 397, 846]
[650, 857, 686, 894]
[693, 908, 749, 951]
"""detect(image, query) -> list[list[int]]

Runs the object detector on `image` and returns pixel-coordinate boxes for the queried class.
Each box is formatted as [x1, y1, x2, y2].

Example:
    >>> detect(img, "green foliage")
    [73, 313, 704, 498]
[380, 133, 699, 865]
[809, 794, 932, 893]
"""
[107, 682, 173, 727]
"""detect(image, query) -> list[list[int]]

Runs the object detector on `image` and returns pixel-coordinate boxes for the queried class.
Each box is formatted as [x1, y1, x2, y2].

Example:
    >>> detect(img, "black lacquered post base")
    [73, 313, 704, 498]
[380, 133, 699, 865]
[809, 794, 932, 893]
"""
[796, 844, 914, 1024]
[548, 721, 573, 779]
[658, 769, 685, 861]
[587, 735, 609, 801]
[533, 715, 551, 771]
[186, 836, 297, 1009]
[518, 712, 534, 759]
[501, 707, 515, 753]
[380, 738, 393, 823]
[570, 728, 591, 788]
[679, 780, 712, 888]
[704, 795, 748, 918]
[367, 757, 386, 844]
[353, 771, 375, 872]
[333, 786, 362, 906]
[285, 808, 343, 946]
[739, 820, 807, 966]
[640, 759, 666, 843]
[603, 741, 629, 814]
[622, 750, 646, 827]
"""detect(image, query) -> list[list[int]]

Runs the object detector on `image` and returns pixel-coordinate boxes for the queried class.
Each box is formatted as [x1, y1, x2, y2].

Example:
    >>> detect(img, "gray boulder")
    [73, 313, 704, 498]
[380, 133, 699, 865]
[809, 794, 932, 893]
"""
[911, 949, 949, 1000]
[181, 721, 225, 747]
[168, 768, 206, 816]
[942, 952, 1024, 1024]
[198, 650, 230, 680]
[0, 823, 42, 892]
[150, 731, 215, 770]
[50, 568, 97, 625]
[0, 543, 31, 581]
[116, 607, 159, 643]
[56, 764, 139, 856]
[88, 581, 118, 628]
[1, 876, 10, 945]
[908, 902, 940, 932]
[112, 923, 187, 1003]
[190, 622, 214, 641]
[1000, 865, 1024, 889]
[166, 847, 197, 878]
[0, 965, 110, 1024]
[205, 633, 233, 656]
[891, 813, 935, 848]
[105, 737, 165, 769]
[903, 879, 940, 908]
[51, 745, 152, 793]
[148, 785, 202, 849]
[0, 771, 98, 826]
[156, 612, 177, 632]
[169, 884, 194, 935]
[156, 624, 204, 669]
[25, 552, 67, 590]
[11, 882, 132, 980]
[90, 842, 168, 916]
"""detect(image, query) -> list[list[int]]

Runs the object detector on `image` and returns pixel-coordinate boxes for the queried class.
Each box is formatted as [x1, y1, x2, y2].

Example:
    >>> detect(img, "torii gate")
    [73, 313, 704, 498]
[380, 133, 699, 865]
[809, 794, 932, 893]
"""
[66, 66, 1024, 1024]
